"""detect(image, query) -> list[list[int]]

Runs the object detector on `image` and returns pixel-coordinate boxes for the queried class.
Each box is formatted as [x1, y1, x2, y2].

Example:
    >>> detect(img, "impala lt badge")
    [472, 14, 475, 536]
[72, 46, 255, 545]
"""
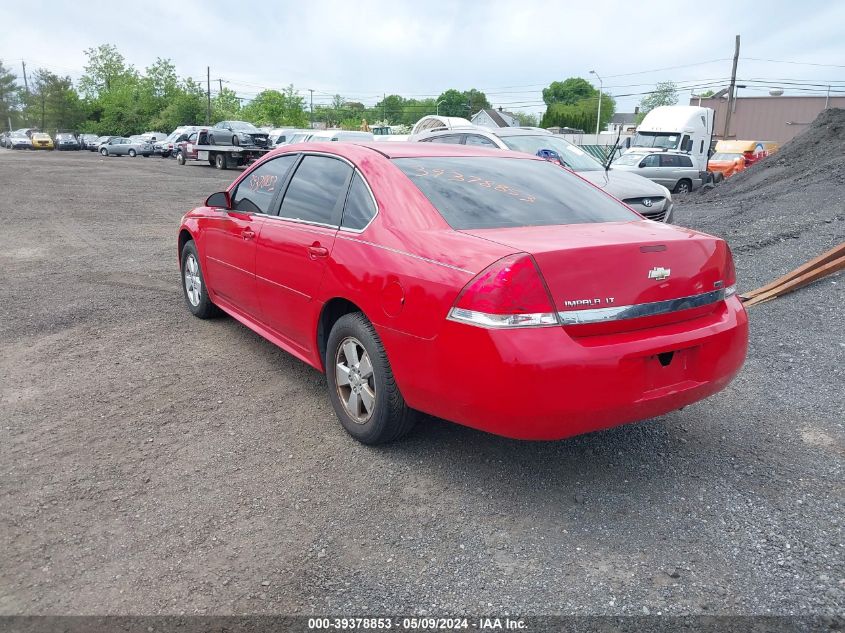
[648, 266, 671, 281]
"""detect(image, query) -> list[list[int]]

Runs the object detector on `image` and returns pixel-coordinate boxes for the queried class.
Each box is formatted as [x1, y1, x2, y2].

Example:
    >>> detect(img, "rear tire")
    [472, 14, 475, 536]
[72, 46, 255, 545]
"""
[128, 149, 136, 157]
[326, 313, 417, 444]
[214, 153, 227, 170]
[674, 179, 692, 194]
[180, 241, 218, 319]
[208, 133, 216, 145]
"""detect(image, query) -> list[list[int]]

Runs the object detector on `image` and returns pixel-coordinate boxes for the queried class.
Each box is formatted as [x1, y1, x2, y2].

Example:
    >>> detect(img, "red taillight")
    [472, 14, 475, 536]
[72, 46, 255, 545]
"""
[449, 254, 558, 328]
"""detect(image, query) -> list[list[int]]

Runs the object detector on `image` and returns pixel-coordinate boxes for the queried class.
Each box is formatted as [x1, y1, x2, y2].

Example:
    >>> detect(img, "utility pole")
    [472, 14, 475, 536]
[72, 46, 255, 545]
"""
[383, 93, 386, 122]
[590, 70, 603, 136]
[206, 66, 211, 125]
[825, 85, 831, 109]
[309, 89, 314, 127]
[21, 60, 29, 93]
[723, 34, 740, 139]
[218, 78, 223, 94]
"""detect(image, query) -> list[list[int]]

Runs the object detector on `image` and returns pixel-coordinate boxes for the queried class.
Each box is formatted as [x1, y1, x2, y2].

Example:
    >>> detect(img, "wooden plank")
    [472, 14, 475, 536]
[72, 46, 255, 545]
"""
[743, 255, 845, 307]
[741, 242, 845, 300]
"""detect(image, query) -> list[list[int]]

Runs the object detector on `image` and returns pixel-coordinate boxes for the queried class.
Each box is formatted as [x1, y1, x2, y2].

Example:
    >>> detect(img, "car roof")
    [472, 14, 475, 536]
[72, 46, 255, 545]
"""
[269, 140, 540, 161]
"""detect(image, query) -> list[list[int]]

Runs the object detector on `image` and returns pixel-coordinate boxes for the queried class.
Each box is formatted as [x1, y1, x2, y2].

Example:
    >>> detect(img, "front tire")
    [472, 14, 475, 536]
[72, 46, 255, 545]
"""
[180, 241, 218, 319]
[326, 313, 417, 444]
[100, 148, 108, 156]
[176, 151, 186, 165]
[214, 153, 227, 170]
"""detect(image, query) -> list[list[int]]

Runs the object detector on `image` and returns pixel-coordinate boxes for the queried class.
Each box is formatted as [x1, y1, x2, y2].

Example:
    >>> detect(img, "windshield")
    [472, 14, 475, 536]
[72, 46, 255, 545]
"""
[394, 157, 635, 230]
[613, 153, 647, 166]
[500, 135, 604, 171]
[711, 152, 743, 161]
[229, 121, 259, 132]
[632, 132, 680, 149]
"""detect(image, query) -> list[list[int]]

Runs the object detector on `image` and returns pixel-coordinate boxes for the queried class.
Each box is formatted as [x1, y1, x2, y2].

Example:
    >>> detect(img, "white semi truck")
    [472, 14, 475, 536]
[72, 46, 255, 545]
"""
[625, 106, 715, 173]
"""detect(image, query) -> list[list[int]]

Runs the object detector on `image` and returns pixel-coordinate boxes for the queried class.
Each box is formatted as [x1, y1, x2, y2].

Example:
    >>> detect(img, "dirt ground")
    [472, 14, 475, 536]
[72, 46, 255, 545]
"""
[0, 148, 842, 616]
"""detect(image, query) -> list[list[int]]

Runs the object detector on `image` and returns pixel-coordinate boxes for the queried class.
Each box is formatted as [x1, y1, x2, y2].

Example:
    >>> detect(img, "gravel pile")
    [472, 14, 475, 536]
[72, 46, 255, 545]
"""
[676, 107, 845, 291]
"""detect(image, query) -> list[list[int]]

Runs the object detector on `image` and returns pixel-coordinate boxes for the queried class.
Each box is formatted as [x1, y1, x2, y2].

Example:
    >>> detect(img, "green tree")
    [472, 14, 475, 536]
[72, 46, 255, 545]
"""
[698, 89, 715, 98]
[241, 85, 307, 127]
[0, 60, 21, 130]
[151, 78, 206, 131]
[435, 89, 491, 118]
[515, 112, 540, 127]
[540, 93, 615, 133]
[542, 78, 595, 106]
[637, 81, 679, 121]
[373, 94, 405, 124]
[25, 69, 85, 132]
[212, 87, 241, 122]
[79, 44, 136, 97]
[540, 77, 615, 132]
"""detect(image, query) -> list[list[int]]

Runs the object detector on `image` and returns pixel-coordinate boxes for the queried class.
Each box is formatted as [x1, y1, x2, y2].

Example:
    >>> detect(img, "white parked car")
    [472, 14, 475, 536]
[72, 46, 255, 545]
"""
[411, 126, 675, 222]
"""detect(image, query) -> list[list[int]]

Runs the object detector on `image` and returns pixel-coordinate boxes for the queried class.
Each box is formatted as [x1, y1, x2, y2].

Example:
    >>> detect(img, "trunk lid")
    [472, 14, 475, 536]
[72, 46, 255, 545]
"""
[462, 221, 731, 333]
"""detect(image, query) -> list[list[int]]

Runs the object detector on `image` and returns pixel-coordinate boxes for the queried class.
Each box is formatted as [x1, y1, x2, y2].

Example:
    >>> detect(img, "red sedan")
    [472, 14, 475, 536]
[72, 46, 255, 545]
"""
[178, 142, 748, 444]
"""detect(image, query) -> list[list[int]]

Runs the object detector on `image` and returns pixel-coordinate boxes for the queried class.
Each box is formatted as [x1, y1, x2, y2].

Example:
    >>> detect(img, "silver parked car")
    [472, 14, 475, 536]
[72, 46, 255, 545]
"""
[98, 137, 153, 157]
[411, 126, 675, 222]
[612, 151, 703, 194]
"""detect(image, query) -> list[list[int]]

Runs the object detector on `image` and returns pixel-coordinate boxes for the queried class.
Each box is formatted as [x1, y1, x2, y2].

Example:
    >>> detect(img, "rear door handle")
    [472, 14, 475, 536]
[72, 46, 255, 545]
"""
[242, 229, 256, 240]
[307, 245, 329, 259]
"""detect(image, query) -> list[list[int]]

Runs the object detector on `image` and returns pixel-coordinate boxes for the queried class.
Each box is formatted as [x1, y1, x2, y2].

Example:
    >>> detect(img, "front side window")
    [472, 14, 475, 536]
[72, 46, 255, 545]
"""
[231, 155, 298, 214]
[341, 173, 377, 231]
[641, 154, 659, 167]
[394, 157, 635, 230]
[279, 156, 353, 225]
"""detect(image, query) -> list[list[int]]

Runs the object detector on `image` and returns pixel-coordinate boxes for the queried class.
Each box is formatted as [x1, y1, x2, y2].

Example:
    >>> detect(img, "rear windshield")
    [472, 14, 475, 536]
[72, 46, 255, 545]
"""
[393, 157, 636, 229]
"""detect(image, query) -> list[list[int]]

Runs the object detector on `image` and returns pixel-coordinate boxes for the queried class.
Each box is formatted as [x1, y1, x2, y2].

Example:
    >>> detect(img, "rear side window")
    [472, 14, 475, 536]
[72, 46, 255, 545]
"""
[231, 154, 297, 214]
[679, 156, 693, 167]
[394, 157, 635, 229]
[341, 173, 377, 231]
[423, 134, 463, 144]
[279, 155, 353, 225]
[660, 155, 680, 167]
[465, 134, 497, 147]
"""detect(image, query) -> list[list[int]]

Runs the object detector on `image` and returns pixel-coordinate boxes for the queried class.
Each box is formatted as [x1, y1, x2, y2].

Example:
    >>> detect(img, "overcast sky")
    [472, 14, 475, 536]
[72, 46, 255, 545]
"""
[3, 0, 844, 116]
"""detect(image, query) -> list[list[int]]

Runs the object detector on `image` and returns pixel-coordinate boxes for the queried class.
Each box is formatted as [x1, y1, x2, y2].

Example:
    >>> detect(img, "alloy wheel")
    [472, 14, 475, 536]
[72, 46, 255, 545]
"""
[335, 337, 376, 424]
[184, 253, 202, 306]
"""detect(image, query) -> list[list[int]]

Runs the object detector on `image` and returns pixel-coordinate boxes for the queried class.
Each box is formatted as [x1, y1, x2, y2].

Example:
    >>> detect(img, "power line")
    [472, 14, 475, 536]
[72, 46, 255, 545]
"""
[742, 57, 845, 69]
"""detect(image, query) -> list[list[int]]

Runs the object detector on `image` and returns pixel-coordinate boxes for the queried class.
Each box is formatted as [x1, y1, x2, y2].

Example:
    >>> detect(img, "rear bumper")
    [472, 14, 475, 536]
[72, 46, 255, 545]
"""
[381, 296, 748, 440]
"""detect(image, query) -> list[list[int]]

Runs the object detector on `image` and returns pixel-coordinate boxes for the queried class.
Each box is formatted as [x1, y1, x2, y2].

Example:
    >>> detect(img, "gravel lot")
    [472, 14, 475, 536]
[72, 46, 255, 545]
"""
[0, 147, 842, 617]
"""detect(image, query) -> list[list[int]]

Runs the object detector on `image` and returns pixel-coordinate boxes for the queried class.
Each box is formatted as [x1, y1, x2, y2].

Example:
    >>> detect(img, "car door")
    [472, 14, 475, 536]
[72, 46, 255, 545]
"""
[200, 159, 291, 318]
[255, 154, 354, 350]
[638, 153, 663, 185]
[658, 154, 682, 188]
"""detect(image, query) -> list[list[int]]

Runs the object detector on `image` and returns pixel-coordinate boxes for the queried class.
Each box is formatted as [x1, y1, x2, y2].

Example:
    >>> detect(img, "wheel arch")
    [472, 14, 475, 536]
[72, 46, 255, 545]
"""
[316, 297, 369, 371]
[178, 228, 194, 265]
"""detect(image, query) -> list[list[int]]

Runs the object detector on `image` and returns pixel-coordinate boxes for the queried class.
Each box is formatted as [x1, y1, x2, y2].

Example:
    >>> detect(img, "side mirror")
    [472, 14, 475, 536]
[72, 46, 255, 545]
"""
[206, 191, 230, 209]
[625, 138, 631, 148]
[536, 148, 565, 167]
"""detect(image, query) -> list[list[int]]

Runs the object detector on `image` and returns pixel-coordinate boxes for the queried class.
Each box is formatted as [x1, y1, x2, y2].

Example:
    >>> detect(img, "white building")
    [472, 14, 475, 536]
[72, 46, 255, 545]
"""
[471, 108, 520, 128]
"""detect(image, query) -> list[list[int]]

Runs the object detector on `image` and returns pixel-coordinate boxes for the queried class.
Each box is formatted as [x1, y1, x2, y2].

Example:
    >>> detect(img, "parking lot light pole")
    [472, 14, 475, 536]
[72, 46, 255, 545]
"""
[590, 70, 603, 136]
[436, 100, 445, 116]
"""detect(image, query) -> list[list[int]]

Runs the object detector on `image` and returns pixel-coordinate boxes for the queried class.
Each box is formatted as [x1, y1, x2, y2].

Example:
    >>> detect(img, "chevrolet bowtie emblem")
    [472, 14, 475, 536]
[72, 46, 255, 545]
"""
[648, 266, 671, 280]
